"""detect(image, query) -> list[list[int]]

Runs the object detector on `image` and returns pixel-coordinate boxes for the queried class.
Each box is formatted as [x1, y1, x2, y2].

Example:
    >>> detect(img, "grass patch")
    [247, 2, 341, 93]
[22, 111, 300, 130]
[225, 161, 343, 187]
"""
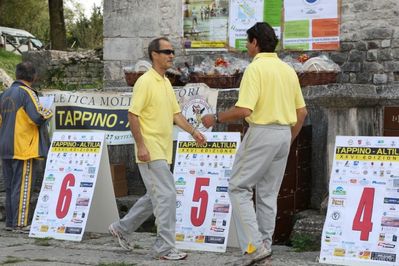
[0, 49, 21, 79]
[2, 256, 25, 264]
[33, 237, 52, 246]
[290, 233, 320, 252]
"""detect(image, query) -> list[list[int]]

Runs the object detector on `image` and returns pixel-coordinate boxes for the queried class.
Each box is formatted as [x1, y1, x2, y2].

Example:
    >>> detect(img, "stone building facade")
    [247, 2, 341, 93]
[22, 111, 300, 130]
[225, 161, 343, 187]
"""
[104, 0, 399, 87]
[103, 0, 399, 209]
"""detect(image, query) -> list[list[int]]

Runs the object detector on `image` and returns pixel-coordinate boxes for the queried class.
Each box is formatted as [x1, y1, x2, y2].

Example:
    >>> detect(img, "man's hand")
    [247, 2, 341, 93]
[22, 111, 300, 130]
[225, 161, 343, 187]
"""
[201, 114, 216, 128]
[137, 145, 150, 162]
[192, 130, 206, 145]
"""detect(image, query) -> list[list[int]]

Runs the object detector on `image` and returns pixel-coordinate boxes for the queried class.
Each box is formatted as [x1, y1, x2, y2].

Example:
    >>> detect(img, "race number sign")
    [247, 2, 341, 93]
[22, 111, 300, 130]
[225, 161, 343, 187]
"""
[320, 136, 399, 265]
[30, 132, 118, 241]
[173, 132, 240, 252]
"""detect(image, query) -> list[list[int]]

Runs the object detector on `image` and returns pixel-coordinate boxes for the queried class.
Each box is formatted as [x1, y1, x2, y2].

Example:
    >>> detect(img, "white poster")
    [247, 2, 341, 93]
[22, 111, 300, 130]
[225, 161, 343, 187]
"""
[229, 0, 264, 50]
[283, 0, 340, 50]
[174, 132, 241, 252]
[320, 136, 399, 265]
[29, 132, 117, 241]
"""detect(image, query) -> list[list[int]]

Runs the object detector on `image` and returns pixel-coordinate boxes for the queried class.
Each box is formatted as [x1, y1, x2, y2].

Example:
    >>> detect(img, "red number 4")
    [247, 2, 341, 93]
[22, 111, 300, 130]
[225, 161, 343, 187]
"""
[191, 177, 210, 227]
[352, 187, 375, 241]
[56, 173, 75, 219]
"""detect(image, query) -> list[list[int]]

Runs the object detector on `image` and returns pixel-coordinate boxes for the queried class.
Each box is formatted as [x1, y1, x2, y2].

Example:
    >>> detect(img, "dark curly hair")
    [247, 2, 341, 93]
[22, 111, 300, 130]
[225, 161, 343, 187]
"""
[16, 61, 36, 82]
[247, 22, 278, 52]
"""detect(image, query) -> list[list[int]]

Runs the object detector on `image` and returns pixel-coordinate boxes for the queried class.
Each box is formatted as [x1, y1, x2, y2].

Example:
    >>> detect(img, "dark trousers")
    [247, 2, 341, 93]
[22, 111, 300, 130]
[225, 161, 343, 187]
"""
[2, 158, 35, 228]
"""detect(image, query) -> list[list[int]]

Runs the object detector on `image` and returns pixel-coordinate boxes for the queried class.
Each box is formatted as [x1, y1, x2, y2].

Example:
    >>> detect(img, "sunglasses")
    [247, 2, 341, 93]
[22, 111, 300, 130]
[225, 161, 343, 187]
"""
[155, 49, 175, 55]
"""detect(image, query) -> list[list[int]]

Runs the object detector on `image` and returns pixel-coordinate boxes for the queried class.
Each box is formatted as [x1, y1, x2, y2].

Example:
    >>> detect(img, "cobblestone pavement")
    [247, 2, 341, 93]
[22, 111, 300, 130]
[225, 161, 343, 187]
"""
[0, 222, 332, 266]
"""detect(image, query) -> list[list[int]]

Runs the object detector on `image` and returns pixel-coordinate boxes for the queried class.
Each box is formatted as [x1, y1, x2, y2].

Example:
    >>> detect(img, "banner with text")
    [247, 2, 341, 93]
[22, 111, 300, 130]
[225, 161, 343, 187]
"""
[174, 132, 241, 252]
[42, 83, 218, 145]
[320, 136, 399, 265]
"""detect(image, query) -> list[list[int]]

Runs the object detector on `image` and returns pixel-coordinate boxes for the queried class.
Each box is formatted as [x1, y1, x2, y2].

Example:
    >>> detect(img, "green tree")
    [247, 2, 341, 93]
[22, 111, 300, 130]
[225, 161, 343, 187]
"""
[67, 5, 103, 49]
[0, 0, 50, 43]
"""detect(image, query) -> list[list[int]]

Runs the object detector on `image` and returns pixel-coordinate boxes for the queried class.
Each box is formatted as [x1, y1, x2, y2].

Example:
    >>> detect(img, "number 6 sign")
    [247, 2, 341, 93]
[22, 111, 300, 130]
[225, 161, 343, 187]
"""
[56, 173, 76, 219]
[29, 131, 119, 242]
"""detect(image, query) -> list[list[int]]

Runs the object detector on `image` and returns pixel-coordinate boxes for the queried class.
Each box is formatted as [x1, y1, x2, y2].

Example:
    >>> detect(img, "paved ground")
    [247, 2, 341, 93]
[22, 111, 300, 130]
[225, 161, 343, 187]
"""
[0, 221, 333, 266]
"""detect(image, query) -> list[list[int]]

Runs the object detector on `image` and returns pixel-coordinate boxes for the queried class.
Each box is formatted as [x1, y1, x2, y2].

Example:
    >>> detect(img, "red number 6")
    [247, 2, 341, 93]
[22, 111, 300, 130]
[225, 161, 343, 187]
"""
[56, 173, 75, 219]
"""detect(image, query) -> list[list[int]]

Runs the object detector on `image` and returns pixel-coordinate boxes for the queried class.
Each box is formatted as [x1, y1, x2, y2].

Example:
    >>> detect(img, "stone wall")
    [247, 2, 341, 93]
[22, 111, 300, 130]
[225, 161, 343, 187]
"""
[104, 0, 399, 86]
[23, 50, 103, 88]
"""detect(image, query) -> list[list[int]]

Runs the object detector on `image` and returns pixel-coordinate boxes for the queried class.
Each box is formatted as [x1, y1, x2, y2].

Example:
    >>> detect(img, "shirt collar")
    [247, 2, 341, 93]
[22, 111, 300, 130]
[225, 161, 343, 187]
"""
[149, 68, 167, 81]
[15, 80, 32, 89]
[253, 53, 278, 61]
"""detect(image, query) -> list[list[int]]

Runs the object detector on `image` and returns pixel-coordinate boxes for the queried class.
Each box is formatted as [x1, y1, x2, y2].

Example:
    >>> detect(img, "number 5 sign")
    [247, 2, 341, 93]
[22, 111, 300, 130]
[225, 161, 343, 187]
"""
[320, 136, 399, 265]
[29, 132, 119, 241]
[174, 132, 241, 252]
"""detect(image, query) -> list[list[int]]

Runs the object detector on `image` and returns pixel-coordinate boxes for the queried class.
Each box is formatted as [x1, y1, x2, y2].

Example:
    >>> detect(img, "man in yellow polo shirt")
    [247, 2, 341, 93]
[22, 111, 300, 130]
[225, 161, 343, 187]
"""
[202, 22, 307, 265]
[109, 37, 206, 260]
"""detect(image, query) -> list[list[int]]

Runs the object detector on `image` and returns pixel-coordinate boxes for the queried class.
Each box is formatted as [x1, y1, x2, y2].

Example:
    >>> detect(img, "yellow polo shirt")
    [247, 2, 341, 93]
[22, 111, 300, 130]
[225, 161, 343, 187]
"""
[235, 53, 306, 125]
[129, 68, 181, 163]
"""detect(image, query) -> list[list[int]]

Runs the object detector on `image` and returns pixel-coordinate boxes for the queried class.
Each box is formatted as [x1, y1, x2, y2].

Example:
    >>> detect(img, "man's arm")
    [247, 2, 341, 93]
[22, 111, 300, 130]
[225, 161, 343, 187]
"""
[173, 112, 206, 145]
[201, 106, 252, 128]
[291, 107, 308, 143]
[128, 112, 150, 162]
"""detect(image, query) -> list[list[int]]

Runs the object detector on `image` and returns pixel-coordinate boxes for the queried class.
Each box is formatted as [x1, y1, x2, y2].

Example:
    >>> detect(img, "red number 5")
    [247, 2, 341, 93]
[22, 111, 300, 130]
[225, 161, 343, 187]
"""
[352, 187, 375, 241]
[56, 173, 75, 219]
[191, 177, 210, 227]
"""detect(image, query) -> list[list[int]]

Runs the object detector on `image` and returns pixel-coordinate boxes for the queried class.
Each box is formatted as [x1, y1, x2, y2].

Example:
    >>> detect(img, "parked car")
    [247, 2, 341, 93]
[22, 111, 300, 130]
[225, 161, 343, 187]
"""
[0, 26, 43, 54]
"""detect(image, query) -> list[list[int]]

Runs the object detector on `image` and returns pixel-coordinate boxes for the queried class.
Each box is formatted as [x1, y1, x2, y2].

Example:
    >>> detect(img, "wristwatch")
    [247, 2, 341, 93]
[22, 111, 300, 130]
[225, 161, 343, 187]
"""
[214, 113, 219, 123]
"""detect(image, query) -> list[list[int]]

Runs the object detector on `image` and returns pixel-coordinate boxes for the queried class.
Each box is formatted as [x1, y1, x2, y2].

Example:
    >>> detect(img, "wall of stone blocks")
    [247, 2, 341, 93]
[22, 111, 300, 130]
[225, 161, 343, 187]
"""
[23, 50, 103, 88]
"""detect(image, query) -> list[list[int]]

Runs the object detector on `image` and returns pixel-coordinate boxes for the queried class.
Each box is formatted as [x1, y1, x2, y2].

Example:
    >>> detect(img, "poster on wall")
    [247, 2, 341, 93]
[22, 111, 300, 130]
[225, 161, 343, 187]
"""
[320, 136, 399, 265]
[174, 132, 241, 252]
[229, 0, 282, 51]
[174, 83, 218, 139]
[283, 0, 340, 51]
[182, 0, 229, 49]
[29, 131, 119, 241]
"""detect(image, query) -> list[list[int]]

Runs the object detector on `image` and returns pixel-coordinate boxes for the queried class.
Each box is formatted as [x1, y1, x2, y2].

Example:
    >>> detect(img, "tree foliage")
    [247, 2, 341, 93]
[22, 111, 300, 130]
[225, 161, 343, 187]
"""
[67, 5, 103, 49]
[0, 0, 50, 43]
[0, 0, 103, 50]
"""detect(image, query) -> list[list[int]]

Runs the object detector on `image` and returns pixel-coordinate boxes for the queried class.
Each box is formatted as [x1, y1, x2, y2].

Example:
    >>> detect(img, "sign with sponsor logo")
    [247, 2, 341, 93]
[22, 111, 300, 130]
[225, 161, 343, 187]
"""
[29, 132, 119, 241]
[320, 136, 399, 265]
[42, 84, 218, 145]
[173, 132, 240, 252]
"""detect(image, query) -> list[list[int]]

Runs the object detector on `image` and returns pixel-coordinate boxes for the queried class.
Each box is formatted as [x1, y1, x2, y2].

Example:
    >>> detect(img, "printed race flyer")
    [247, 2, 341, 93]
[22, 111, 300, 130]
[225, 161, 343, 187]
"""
[173, 132, 240, 252]
[30, 132, 105, 241]
[320, 136, 399, 265]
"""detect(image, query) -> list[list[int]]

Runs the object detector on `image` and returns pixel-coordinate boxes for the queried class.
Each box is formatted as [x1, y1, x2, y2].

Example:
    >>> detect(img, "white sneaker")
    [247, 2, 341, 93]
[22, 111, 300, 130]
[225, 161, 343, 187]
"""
[231, 245, 272, 266]
[108, 224, 133, 251]
[157, 248, 187, 260]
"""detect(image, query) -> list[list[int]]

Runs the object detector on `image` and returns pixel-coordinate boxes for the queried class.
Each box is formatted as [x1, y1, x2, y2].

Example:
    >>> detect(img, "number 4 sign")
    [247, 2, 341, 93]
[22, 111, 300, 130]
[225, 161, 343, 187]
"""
[352, 187, 375, 242]
[320, 136, 399, 265]
[29, 131, 119, 241]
